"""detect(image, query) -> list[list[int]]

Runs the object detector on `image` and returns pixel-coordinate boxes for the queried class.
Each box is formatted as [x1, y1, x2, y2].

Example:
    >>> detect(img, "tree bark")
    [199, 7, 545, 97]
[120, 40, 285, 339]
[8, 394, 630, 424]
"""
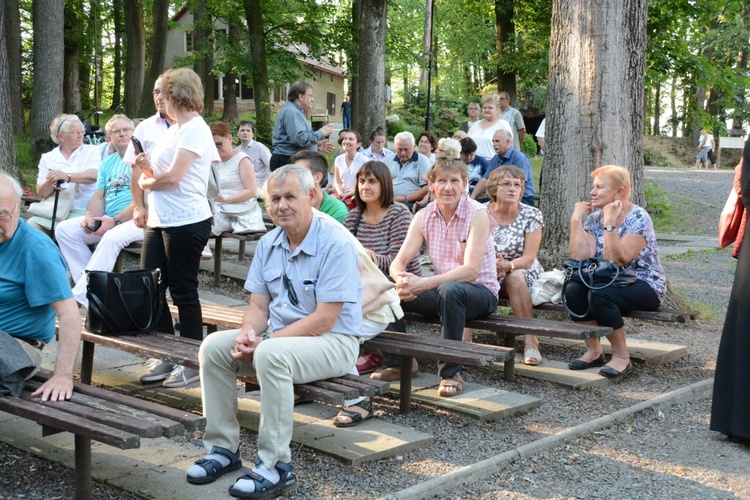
[0, 4, 18, 178]
[221, 22, 241, 124]
[669, 75, 678, 137]
[243, 0, 272, 143]
[111, 0, 123, 110]
[653, 83, 661, 136]
[139, 0, 170, 118]
[419, 0, 433, 87]
[350, 0, 361, 133]
[3, 0, 24, 134]
[123, 0, 145, 118]
[495, 0, 516, 103]
[30, 0, 65, 164]
[355, 0, 387, 146]
[63, 0, 82, 114]
[541, 0, 647, 268]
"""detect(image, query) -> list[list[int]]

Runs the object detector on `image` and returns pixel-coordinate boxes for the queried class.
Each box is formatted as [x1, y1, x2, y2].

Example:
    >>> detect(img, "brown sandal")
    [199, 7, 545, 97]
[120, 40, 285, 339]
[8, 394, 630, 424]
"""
[369, 359, 418, 382]
[437, 373, 464, 397]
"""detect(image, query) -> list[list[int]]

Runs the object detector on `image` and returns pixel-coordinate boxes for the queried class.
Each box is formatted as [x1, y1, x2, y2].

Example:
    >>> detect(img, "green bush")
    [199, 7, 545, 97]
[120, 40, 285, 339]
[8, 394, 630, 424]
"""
[520, 133, 538, 158]
[643, 146, 670, 167]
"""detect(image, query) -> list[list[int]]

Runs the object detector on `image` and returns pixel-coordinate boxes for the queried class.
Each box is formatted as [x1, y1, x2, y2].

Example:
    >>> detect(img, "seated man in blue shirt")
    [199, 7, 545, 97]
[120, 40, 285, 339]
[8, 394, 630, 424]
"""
[470, 129, 535, 206]
[0, 173, 82, 402]
[186, 165, 363, 498]
[385, 131, 431, 209]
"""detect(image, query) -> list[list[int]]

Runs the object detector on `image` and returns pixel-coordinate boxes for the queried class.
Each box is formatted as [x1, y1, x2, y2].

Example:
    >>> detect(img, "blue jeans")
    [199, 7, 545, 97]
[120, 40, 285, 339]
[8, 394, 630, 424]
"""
[141, 219, 211, 341]
[400, 281, 498, 378]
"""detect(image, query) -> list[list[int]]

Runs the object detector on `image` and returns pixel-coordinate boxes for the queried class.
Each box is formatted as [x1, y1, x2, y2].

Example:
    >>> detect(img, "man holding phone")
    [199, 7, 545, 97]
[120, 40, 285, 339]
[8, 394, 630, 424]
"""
[55, 114, 144, 309]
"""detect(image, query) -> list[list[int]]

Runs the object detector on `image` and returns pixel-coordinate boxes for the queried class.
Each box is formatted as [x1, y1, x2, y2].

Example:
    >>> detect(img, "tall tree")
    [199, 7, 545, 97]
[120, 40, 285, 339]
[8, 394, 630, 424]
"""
[3, 0, 24, 134]
[30, 0, 65, 163]
[111, 0, 124, 110]
[418, 0, 433, 86]
[243, 0, 272, 143]
[63, 0, 83, 114]
[0, 4, 18, 177]
[355, 0, 388, 143]
[138, 0, 170, 118]
[123, 0, 145, 117]
[495, 0, 517, 103]
[220, 21, 241, 124]
[540, 0, 647, 267]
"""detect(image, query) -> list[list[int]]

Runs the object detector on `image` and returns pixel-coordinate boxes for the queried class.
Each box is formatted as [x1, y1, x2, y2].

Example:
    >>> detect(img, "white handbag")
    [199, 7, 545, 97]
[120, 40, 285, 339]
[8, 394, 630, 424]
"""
[529, 269, 565, 306]
[218, 199, 265, 234]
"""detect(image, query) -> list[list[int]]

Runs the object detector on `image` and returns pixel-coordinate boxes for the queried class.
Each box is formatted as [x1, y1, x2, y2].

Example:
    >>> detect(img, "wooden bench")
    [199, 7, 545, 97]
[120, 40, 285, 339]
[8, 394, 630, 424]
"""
[496, 298, 699, 323]
[0, 372, 204, 499]
[402, 311, 613, 351]
[175, 303, 516, 414]
[79, 328, 390, 409]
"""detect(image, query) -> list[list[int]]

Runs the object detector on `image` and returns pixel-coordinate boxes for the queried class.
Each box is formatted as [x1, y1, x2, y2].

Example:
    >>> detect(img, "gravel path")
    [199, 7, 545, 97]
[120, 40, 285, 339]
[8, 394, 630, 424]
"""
[2, 168, 748, 499]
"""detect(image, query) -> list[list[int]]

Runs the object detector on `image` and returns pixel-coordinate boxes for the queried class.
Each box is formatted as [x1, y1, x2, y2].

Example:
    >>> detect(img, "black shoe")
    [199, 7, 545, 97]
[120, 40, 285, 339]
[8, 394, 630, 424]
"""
[599, 362, 633, 379]
[568, 353, 605, 370]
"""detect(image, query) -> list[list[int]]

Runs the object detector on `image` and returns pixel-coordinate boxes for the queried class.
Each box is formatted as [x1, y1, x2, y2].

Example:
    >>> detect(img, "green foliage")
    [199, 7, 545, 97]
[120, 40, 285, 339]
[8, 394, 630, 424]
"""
[431, 108, 461, 137]
[520, 133, 537, 159]
[644, 179, 673, 215]
[643, 147, 671, 167]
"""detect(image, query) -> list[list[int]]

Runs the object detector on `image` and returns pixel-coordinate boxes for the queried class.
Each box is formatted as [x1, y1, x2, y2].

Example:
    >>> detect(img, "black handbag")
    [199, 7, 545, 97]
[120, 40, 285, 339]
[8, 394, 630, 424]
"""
[86, 269, 165, 335]
[561, 257, 638, 318]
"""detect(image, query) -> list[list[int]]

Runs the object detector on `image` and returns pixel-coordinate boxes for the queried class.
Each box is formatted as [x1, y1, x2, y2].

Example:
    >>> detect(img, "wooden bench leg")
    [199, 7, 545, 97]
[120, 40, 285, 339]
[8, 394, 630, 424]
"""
[504, 357, 515, 383]
[74, 435, 92, 500]
[80, 341, 95, 385]
[399, 355, 413, 414]
[213, 236, 223, 288]
[238, 239, 246, 261]
[113, 252, 123, 273]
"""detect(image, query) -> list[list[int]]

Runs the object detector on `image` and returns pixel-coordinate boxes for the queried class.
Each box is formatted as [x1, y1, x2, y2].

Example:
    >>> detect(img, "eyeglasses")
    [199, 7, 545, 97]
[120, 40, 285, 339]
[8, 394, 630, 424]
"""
[110, 127, 133, 136]
[0, 206, 17, 221]
[214, 137, 228, 148]
[282, 273, 299, 306]
[499, 181, 523, 190]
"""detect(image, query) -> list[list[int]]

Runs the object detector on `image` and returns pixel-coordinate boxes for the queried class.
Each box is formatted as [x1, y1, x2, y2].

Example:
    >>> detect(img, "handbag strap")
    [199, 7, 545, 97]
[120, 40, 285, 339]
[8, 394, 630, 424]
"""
[577, 261, 621, 290]
[561, 278, 592, 319]
[88, 276, 163, 333]
[352, 210, 364, 238]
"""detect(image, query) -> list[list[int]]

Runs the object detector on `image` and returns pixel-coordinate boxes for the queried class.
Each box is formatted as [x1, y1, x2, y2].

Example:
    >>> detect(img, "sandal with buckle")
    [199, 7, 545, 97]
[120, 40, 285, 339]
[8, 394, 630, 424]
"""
[186, 446, 242, 485]
[332, 398, 374, 427]
[437, 373, 464, 398]
[355, 353, 382, 374]
[523, 348, 542, 366]
[228, 458, 298, 498]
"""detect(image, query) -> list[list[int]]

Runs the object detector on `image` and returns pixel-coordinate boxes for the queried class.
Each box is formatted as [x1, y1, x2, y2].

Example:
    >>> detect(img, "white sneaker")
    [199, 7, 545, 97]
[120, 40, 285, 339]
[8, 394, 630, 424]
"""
[201, 244, 213, 260]
[162, 365, 200, 388]
[139, 359, 175, 383]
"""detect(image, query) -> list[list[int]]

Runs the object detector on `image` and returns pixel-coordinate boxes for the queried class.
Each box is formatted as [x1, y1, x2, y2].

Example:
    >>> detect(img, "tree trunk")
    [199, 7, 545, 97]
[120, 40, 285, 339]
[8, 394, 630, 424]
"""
[644, 86, 651, 136]
[111, 0, 123, 110]
[419, 0, 433, 86]
[3, 0, 24, 134]
[138, 0, 170, 118]
[653, 83, 661, 136]
[243, 0, 272, 143]
[0, 4, 18, 178]
[669, 75, 678, 137]
[355, 0, 387, 146]
[495, 0, 517, 103]
[350, 0, 361, 133]
[123, 0, 145, 117]
[30, 0, 65, 164]
[221, 23, 241, 124]
[541, 0, 647, 268]
[63, 0, 82, 114]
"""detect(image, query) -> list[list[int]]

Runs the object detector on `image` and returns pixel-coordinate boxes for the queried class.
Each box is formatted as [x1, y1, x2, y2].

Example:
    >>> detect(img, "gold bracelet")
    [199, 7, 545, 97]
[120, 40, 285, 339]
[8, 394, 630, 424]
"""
[509, 262, 515, 273]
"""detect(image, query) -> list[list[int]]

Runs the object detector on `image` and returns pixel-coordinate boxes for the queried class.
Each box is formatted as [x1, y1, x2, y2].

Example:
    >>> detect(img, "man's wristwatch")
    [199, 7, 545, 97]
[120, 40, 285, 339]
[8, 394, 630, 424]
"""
[261, 333, 271, 341]
[604, 225, 615, 232]
[113, 217, 122, 226]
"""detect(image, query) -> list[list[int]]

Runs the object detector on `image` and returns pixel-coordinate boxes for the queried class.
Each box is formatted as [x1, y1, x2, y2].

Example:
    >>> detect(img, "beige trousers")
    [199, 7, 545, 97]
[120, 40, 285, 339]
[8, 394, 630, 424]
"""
[198, 329, 360, 468]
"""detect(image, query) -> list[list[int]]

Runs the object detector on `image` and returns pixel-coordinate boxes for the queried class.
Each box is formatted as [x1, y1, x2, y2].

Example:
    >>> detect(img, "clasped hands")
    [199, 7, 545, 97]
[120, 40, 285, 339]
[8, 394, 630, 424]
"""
[395, 272, 427, 302]
[230, 328, 263, 363]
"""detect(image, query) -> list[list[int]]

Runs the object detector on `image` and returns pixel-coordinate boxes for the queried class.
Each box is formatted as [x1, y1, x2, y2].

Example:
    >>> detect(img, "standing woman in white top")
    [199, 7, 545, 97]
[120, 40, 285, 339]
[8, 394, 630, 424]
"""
[468, 94, 513, 161]
[333, 130, 368, 208]
[134, 68, 218, 388]
[30, 114, 101, 235]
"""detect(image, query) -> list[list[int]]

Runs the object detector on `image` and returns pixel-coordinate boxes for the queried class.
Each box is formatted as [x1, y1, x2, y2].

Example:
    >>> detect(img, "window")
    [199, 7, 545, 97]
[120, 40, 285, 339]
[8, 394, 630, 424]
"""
[327, 92, 336, 117]
[240, 77, 253, 100]
[185, 32, 193, 52]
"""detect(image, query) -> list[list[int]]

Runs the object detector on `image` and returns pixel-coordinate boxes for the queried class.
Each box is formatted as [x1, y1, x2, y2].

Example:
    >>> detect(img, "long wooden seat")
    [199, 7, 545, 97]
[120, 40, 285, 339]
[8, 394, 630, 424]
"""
[0, 372, 204, 499]
[523, 301, 699, 323]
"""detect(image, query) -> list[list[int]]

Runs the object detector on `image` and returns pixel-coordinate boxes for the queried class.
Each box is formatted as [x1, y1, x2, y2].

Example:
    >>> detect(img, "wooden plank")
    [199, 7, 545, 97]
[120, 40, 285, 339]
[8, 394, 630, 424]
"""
[364, 333, 513, 367]
[293, 384, 345, 405]
[32, 374, 205, 432]
[0, 396, 141, 450]
[332, 375, 390, 397]
[306, 380, 360, 400]
[499, 299, 698, 323]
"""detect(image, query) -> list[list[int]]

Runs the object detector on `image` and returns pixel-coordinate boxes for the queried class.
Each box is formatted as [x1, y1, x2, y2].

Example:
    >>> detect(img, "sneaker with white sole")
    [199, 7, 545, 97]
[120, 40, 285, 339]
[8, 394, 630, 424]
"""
[201, 245, 213, 260]
[162, 365, 200, 388]
[139, 359, 175, 383]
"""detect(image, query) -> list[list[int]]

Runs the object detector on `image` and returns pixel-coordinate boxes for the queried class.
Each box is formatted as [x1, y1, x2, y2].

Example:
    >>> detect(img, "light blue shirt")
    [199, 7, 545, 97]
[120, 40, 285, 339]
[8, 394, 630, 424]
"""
[485, 146, 535, 206]
[272, 101, 324, 156]
[97, 153, 133, 217]
[385, 151, 430, 198]
[245, 214, 363, 335]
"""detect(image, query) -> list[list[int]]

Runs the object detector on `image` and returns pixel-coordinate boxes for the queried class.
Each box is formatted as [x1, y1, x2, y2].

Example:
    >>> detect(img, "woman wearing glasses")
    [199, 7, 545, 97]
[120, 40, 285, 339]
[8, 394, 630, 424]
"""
[202, 121, 262, 257]
[30, 114, 101, 235]
[133, 68, 217, 388]
[482, 166, 545, 365]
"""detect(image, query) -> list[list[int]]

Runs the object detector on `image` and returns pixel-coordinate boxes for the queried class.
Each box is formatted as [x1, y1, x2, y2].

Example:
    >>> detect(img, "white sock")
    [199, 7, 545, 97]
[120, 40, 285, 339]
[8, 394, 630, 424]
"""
[232, 464, 280, 493]
[186, 452, 232, 479]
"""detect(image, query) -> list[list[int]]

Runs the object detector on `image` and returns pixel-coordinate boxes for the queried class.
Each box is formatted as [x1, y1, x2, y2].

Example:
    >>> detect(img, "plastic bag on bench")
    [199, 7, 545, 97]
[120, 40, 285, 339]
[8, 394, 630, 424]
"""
[86, 269, 165, 335]
[219, 199, 265, 234]
[529, 269, 565, 306]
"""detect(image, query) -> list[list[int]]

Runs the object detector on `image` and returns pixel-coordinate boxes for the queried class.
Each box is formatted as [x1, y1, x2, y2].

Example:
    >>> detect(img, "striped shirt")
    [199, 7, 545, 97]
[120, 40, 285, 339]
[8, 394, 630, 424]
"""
[421, 195, 499, 296]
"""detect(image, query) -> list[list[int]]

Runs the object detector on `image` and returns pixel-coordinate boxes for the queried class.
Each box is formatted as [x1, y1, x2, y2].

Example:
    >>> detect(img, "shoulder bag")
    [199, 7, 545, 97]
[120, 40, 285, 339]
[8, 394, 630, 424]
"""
[27, 181, 78, 222]
[561, 257, 637, 318]
[86, 268, 165, 335]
